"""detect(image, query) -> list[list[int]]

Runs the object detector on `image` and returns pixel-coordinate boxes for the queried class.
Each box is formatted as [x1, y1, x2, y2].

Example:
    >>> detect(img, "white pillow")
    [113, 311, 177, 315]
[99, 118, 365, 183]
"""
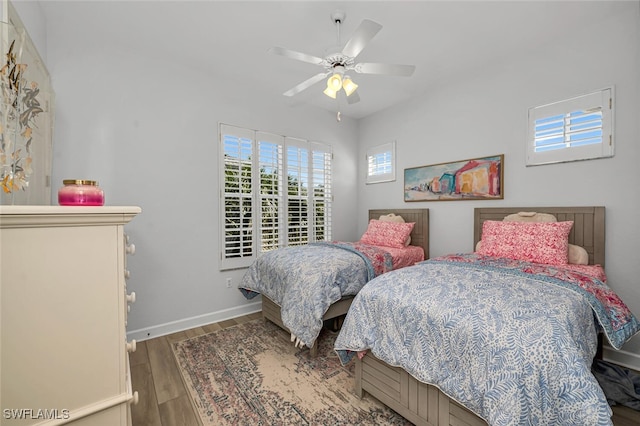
[378, 213, 405, 223]
[503, 212, 557, 223]
[568, 244, 589, 265]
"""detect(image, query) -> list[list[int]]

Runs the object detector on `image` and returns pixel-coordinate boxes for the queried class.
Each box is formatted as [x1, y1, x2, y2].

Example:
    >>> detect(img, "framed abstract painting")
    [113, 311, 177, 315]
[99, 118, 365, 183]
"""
[404, 154, 504, 202]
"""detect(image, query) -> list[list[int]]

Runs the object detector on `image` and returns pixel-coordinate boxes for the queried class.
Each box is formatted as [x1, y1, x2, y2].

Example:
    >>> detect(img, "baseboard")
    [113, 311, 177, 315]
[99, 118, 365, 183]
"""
[126, 301, 262, 342]
[603, 345, 640, 371]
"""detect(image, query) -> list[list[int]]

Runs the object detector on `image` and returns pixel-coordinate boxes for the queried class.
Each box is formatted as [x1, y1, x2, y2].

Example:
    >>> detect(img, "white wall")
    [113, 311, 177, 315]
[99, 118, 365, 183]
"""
[55, 48, 360, 340]
[358, 3, 640, 366]
[11, 1, 360, 339]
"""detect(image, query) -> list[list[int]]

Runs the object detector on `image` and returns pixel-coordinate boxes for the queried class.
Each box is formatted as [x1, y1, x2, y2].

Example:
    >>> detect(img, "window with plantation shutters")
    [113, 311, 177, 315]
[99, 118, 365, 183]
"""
[221, 125, 254, 270]
[527, 88, 614, 166]
[220, 124, 332, 270]
[366, 141, 396, 184]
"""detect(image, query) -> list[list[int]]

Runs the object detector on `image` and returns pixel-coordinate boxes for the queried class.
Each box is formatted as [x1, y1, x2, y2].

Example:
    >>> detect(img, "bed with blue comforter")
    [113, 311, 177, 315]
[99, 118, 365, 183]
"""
[239, 242, 389, 344]
[334, 206, 639, 426]
[334, 253, 640, 425]
[238, 208, 429, 356]
[239, 241, 418, 349]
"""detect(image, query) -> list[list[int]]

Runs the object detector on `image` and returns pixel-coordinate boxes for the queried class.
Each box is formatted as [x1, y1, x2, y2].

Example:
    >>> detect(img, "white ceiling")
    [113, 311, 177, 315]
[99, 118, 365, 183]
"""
[38, 0, 624, 120]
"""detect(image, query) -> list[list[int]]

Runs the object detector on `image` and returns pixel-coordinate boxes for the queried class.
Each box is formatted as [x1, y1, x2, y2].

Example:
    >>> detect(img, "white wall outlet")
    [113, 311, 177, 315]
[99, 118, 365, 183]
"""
[226, 277, 232, 288]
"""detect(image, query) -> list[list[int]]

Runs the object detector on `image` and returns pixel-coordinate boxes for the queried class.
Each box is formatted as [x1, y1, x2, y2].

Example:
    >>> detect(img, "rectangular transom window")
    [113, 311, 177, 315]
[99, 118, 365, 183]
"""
[366, 141, 396, 184]
[220, 124, 332, 270]
[527, 88, 614, 166]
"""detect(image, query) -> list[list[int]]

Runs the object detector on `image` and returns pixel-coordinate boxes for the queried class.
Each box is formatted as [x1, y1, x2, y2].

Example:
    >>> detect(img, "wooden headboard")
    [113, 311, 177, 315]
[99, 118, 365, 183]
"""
[369, 208, 429, 260]
[474, 207, 605, 267]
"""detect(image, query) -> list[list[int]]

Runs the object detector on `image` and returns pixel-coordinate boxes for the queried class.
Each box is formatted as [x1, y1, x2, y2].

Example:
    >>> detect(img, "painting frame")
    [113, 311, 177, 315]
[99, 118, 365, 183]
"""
[404, 154, 504, 202]
[0, 1, 54, 205]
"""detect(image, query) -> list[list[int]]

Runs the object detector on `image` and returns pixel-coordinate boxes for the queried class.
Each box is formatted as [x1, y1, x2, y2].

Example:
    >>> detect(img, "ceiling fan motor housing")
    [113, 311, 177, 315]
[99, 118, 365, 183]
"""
[323, 54, 354, 71]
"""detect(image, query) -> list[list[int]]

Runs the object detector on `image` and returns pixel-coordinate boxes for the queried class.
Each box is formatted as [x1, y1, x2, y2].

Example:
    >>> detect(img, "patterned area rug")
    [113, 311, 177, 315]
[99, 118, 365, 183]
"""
[171, 318, 411, 425]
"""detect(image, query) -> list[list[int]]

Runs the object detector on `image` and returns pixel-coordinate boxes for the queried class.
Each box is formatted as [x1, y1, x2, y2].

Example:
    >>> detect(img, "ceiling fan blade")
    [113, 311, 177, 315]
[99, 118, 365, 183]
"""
[283, 72, 329, 97]
[346, 91, 360, 105]
[341, 19, 382, 58]
[354, 62, 416, 76]
[269, 46, 323, 65]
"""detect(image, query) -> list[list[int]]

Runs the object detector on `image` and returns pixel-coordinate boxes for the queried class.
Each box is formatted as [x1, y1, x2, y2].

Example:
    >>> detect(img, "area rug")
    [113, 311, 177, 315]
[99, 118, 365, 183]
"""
[171, 319, 412, 425]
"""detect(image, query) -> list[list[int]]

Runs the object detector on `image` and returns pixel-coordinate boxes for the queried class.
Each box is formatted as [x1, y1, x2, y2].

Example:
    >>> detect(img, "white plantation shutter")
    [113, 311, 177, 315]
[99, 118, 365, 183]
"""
[285, 138, 309, 247]
[367, 141, 396, 183]
[310, 142, 332, 242]
[221, 124, 255, 270]
[257, 132, 284, 252]
[527, 88, 614, 166]
[285, 139, 332, 245]
[220, 124, 332, 270]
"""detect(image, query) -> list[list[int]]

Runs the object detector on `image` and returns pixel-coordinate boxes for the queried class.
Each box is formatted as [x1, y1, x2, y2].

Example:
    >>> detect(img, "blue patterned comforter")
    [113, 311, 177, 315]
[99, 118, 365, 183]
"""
[238, 242, 393, 348]
[334, 254, 640, 426]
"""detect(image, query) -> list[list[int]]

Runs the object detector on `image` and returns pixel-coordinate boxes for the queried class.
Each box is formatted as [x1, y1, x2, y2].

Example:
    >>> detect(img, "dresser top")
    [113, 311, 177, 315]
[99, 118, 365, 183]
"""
[0, 205, 142, 228]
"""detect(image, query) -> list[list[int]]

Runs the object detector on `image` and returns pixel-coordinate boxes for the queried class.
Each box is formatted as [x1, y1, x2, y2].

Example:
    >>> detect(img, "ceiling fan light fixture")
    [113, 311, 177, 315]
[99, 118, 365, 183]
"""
[327, 72, 343, 91]
[342, 75, 358, 96]
[323, 87, 337, 99]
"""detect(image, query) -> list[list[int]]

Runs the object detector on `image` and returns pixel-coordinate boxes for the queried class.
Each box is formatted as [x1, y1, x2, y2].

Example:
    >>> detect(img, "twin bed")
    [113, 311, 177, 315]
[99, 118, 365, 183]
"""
[239, 208, 429, 357]
[335, 206, 640, 426]
[239, 205, 639, 425]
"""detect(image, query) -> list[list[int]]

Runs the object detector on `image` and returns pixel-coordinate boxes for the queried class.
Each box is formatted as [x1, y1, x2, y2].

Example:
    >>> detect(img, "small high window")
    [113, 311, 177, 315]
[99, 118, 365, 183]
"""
[527, 88, 614, 166]
[366, 141, 396, 184]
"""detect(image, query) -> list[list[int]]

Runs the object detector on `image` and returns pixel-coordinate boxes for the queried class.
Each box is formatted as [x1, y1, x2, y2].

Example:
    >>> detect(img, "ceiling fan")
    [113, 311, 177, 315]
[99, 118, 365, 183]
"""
[269, 10, 416, 105]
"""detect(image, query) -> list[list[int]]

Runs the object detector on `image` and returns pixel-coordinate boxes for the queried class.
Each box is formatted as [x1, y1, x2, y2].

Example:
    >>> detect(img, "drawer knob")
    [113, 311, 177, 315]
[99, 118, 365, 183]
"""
[126, 243, 136, 255]
[131, 391, 139, 405]
[126, 292, 136, 303]
[126, 339, 137, 353]
[124, 269, 131, 279]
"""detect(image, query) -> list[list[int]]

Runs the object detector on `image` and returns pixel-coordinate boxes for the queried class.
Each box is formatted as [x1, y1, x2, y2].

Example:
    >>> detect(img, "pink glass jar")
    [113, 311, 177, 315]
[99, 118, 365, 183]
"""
[58, 180, 105, 206]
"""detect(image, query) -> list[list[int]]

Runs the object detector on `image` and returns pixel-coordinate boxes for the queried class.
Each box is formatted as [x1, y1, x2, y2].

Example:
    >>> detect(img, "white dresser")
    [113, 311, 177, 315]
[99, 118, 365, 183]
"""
[0, 206, 141, 425]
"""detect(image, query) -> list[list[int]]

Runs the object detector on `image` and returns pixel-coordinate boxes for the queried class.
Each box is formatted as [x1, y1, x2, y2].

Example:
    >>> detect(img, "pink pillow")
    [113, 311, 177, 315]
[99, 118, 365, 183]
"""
[360, 219, 415, 248]
[478, 220, 573, 265]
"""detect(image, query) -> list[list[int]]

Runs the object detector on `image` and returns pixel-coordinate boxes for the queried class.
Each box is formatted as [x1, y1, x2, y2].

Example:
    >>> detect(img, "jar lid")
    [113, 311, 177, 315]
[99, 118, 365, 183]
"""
[63, 179, 98, 186]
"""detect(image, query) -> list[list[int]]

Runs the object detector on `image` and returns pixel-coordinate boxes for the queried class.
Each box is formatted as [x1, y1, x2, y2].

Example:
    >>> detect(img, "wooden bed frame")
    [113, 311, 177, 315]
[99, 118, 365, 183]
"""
[355, 206, 605, 426]
[262, 208, 430, 357]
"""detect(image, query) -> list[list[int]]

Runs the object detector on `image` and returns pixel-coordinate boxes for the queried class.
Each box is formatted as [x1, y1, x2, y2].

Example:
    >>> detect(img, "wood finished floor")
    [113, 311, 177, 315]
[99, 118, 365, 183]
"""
[130, 312, 640, 426]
